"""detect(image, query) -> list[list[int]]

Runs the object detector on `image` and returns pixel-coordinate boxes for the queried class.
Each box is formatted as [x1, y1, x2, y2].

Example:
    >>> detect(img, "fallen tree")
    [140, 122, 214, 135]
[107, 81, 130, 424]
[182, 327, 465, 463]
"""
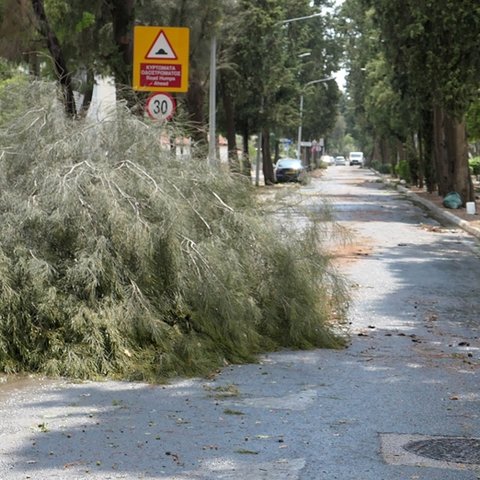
[0, 81, 348, 381]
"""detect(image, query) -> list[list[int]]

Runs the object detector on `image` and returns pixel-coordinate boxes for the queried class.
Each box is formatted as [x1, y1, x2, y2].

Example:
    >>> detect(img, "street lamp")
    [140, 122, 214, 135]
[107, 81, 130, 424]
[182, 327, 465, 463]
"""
[276, 12, 323, 26]
[297, 75, 335, 160]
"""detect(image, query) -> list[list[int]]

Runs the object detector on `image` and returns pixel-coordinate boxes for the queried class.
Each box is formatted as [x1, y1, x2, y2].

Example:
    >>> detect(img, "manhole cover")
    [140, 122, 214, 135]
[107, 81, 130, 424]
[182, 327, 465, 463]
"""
[404, 437, 480, 465]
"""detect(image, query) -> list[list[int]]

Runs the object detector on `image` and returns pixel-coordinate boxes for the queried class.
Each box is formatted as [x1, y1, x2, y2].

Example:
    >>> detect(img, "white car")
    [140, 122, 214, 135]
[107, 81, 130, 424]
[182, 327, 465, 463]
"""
[335, 156, 346, 166]
[349, 151, 364, 166]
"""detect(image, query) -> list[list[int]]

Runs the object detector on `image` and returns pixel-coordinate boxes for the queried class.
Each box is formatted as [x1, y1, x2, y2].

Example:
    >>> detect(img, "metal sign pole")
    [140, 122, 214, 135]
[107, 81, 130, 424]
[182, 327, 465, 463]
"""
[208, 36, 217, 166]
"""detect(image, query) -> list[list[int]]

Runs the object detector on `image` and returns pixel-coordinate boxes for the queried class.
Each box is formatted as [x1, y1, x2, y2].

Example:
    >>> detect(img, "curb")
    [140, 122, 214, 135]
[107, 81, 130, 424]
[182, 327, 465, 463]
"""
[377, 174, 480, 241]
[398, 186, 480, 239]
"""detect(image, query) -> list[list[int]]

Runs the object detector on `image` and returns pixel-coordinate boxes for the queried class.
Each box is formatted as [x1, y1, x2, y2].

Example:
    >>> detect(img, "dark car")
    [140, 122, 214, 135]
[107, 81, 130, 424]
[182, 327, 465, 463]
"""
[274, 158, 306, 183]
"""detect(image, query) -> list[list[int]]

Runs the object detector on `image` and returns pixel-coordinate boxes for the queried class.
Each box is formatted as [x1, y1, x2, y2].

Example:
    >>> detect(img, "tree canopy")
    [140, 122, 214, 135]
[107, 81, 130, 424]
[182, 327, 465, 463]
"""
[341, 0, 480, 201]
[0, 0, 342, 164]
[1, 0, 479, 196]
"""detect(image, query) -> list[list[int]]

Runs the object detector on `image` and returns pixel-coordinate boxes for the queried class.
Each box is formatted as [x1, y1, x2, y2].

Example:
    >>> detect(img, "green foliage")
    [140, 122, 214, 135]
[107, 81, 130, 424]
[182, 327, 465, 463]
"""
[0, 58, 25, 83]
[339, 0, 378, 152]
[469, 157, 480, 175]
[0, 0, 37, 62]
[371, 161, 391, 174]
[466, 98, 480, 141]
[368, 0, 480, 118]
[75, 11, 95, 33]
[327, 113, 349, 155]
[0, 82, 348, 381]
[395, 160, 411, 183]
[0, 65, 30, 124]
[220, 0, 340, 143]
[342, 0, 480, 194]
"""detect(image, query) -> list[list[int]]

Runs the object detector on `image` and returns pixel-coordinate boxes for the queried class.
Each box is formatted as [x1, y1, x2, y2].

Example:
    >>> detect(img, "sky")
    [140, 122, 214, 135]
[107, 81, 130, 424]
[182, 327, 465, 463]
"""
[335, 69, 347, 91]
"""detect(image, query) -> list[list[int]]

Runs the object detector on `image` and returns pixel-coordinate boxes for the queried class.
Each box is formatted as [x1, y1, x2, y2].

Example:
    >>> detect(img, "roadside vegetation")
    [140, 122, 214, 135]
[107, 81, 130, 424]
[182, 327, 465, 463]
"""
[341, 0, 480, 204]
[0, 81, 348, 381]
[469, 157, 480, 177]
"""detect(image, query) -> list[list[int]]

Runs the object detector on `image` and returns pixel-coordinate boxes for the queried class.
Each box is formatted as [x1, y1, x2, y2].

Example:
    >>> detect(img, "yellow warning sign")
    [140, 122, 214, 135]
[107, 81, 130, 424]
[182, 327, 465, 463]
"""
[133, 26, 189, 93]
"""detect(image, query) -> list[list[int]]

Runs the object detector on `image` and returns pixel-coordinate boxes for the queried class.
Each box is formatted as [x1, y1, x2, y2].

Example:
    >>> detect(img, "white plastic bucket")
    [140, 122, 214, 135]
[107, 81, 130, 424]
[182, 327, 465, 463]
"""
[466, 201, 476, 215]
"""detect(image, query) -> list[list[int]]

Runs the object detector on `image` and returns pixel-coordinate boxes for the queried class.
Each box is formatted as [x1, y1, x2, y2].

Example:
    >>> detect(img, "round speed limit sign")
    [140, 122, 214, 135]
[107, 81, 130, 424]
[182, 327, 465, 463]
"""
[145, 93, 176, 121]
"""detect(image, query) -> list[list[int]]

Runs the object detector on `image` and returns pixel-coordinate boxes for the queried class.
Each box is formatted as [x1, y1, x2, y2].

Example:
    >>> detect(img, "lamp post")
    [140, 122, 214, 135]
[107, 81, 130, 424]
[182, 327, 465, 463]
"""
[297, 75, 335, 160]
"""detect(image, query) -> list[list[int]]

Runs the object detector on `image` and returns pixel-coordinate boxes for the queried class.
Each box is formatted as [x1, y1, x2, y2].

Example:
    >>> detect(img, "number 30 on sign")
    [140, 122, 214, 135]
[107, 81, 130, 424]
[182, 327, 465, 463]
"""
[145, 92, 176, 121]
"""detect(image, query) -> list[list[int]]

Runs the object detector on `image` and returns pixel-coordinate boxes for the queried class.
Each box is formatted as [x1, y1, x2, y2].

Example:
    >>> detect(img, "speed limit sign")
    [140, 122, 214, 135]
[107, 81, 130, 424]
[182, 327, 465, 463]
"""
[145, 92, 176, 121]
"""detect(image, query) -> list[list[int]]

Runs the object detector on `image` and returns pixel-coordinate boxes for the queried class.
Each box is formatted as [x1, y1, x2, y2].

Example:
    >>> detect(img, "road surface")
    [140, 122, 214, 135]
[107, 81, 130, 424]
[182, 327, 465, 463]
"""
[1, 166, 479, 479]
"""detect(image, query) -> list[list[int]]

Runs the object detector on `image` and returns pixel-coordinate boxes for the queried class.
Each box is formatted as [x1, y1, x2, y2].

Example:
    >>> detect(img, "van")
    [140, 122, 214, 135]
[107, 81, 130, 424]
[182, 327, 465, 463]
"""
[349, 152, 364, 166]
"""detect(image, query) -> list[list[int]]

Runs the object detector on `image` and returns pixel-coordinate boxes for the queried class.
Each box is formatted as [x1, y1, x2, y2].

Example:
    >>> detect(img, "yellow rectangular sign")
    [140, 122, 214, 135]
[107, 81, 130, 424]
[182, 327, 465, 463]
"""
[133, 26, 190, 93]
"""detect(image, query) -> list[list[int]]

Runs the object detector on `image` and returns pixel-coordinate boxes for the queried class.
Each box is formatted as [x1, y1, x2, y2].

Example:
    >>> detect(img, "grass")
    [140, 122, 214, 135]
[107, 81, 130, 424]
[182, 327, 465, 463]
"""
[0, 81, 349, 381]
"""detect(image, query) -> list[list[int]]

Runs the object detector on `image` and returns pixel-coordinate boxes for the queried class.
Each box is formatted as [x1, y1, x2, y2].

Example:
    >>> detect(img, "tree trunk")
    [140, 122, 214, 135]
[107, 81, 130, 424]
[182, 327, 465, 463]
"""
[108, 0, 134, 83]
[78, 70, 95, 116]
[444, 113, 474, 204]
[219, 72, 239, 172]
[31, 0, 76, 117]
[185, 75, 207, 148]
[390, 138, 398, 174]
[421, 109, 436, 193]
[242, 126, 252, 177]
[107, 0, 139, 111]
[262, 128, 275, 185]
[372, 136, 382, 163]
[274, 140, 280, 164]
[407, 134, 419, 187]
[380, 137, 389, 166]
[28, 51, 40, 78]
[433, 106, 450, 196]
[433, 106, 473, 203]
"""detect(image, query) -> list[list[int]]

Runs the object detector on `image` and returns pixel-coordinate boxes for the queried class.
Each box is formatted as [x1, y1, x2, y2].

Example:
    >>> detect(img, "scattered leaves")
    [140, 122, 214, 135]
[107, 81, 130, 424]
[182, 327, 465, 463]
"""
[37, 423, 49, 433]
[223, 408, 245, 416]
[204, 384, 240, 398]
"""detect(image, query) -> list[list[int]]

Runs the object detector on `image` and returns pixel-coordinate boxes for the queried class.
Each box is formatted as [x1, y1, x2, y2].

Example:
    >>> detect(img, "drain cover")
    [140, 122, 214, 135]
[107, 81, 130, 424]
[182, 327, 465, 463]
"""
[404, 437, 480, 465]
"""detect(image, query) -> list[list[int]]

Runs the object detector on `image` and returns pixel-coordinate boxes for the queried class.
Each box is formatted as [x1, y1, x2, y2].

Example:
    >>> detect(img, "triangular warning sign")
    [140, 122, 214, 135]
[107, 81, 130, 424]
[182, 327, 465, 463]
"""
[146, 30, 177, 60]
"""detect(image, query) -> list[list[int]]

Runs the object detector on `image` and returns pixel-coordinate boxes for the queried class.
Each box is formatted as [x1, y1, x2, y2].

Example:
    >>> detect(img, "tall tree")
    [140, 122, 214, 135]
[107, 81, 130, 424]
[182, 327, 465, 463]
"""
[365, 0, 480, 202]
[225, 0, 340, 183]
[31, 0, 76, 116]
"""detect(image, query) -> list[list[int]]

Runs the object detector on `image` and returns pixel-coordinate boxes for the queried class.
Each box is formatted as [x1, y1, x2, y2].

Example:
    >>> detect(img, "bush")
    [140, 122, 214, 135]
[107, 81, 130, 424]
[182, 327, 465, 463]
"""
[371, 161, 392, 174]
[0, 82, 348, 381]
[469, 157, 480, 175]
[395, 160, 411, 183]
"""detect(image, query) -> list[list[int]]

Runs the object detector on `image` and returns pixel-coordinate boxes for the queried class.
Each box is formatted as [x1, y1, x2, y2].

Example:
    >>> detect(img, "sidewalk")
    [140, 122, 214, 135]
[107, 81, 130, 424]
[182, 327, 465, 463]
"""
[380, 175, 480, 240]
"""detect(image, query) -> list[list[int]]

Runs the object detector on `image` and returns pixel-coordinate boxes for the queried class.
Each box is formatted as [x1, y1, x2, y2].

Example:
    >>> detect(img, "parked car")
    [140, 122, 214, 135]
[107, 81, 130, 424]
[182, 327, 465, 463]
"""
[274, 158, 306, 183]
[335, 155, 346, 166]
[349, 151, 364, 166]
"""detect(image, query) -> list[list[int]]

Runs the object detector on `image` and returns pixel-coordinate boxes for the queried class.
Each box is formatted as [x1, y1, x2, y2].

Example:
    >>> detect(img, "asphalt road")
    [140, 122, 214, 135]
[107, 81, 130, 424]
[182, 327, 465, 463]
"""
[1, 166, 479, 480]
